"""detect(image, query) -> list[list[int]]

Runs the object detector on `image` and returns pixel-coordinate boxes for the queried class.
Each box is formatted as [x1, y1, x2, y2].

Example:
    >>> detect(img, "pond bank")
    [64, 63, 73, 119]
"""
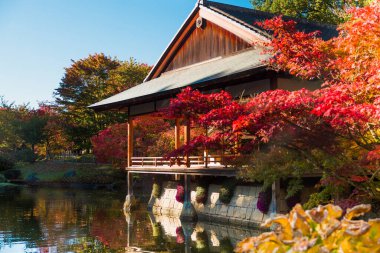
[1, 160, 127, 190]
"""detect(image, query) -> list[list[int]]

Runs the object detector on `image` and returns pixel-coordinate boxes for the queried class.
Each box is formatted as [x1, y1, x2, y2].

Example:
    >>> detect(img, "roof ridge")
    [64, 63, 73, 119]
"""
[206, 0, 337, 29]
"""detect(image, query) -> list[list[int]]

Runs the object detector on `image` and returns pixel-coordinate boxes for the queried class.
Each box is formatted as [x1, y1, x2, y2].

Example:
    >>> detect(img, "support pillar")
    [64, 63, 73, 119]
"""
[127, 117, 134, 168]
[180, 174, 197, 221]
[175, 118, 181, 149]
[175, 118, 181, 180]
[184, 119, 191, 168]
[124, 171, 136, 213]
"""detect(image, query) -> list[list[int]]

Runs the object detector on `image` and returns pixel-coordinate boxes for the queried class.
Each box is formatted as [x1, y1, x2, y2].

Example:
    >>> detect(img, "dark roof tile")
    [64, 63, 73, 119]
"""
[205, 1, 338, 40]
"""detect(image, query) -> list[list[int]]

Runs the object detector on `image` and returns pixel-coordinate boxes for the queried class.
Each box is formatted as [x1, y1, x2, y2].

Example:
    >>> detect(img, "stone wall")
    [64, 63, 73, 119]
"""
[151, 181, 273, 225]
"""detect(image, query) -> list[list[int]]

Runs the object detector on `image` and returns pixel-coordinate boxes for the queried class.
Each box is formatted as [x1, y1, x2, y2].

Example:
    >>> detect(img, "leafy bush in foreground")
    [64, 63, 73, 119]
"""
[236, 204, 380, 253]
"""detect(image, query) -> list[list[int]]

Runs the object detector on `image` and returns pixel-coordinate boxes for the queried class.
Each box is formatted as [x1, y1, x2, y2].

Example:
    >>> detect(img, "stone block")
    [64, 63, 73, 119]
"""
[249, 187, 258, 198]
[233, 206, 240, 217]
[250, 208, 264, 222]
[210, 192, 219, 204]
[246, 208, 254, 220]
[227, 206, 235, 217]
[220, 205, 228, 216]
[229, 197, 238, 206]
[239, 207, 247, 219]
[241, 186, 250, 196]
[235, 186, 243, 195]
[243, 196, 252, 208]
[236, 196, 245, 207]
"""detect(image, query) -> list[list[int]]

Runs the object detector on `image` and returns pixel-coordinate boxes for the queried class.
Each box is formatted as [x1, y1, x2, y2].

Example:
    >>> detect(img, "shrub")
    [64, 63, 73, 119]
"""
[152, 182, 161, 198]
[196, 186, 207, 204]
[26, 173, 39, 182]
[12, 148, 37, 163]
[176, 184, 184, 203]
[0, 154, 14, 172]
[286, 192, 301, 210]
[303, 187, 332, 210]
[195, 231, 209, 253]
[0, 174, 7, 183]
[2, 169, 21, 180]
[257, 188, 272, 213]
[220, 238, 234, 253]
[236, 204, 380, 253]
[219, 179, 237, 204]
[78, 154, 96, 163]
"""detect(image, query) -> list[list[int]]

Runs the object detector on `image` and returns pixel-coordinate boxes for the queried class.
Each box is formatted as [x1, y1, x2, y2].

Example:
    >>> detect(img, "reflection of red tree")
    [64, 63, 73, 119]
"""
[176, 227, 185, 244]
[39, 247, 50, 253]
[90, 210, 129, 249]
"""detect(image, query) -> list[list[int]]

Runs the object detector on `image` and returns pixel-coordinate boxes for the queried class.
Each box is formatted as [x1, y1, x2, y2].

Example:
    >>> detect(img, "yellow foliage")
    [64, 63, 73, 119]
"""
[235, 204, 380, 253]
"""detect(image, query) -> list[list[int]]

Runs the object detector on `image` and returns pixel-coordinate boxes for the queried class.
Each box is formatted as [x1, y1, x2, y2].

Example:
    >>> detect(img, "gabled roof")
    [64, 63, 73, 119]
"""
[89, 48, 270, 111]
[89, 0, 338, 112]
[144, 0, 337, 81]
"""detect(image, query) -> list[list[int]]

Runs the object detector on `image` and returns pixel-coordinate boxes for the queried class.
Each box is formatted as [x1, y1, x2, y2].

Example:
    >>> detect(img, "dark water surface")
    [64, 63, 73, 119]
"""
[0, 187, 260, 253]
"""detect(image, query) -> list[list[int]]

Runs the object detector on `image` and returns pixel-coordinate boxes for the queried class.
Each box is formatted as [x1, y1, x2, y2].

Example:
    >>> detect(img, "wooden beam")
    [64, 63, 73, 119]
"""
[127, 118, 134, 168]
[184, 119, 191, 167]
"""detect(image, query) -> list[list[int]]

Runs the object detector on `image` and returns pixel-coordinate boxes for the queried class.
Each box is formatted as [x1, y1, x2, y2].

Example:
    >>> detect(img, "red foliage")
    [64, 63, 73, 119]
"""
[165, 2, 380, 201]
[91, 116, 173, 166]
[175, 185, 184, 203]
[91, 123, 128, 166]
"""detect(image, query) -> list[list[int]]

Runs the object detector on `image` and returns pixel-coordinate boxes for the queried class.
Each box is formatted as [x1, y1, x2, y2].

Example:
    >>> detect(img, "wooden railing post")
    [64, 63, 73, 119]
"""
[184, 119, 191, 168]
[127, 117, 134, 168]
[204, 149, 208, 168]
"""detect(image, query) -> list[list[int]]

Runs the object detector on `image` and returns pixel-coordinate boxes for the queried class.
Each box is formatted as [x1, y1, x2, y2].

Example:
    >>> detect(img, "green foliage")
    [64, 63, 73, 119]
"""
[12, 148, 38, 163]
[54, 54, 150, 151]
[250, 0, 368, 24]
[0, 174, 7, 183]
[219, 179, 237, 204]
[195, 231, 209, 253]
[0, 154, 15, 172]
[220, 238, 234, 253]
[286, 178, 304, 199]
[303, 187, 332, 210]
[195, 186, 207, 204]
[77, 154, 95, 163]
[238, 146, 314, 191]
[152, 182, 161, 198]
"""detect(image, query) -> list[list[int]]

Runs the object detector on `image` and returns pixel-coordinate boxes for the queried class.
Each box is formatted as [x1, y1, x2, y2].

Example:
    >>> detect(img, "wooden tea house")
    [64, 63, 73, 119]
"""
[90, 0, 336, 224]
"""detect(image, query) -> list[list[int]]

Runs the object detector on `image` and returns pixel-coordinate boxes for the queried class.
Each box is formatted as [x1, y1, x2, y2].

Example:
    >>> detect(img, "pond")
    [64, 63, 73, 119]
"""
[0, 186, 261, 253]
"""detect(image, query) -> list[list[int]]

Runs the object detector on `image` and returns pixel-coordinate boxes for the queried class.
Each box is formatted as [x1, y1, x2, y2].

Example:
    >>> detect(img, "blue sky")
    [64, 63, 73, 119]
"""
[0, 0, 251, 107]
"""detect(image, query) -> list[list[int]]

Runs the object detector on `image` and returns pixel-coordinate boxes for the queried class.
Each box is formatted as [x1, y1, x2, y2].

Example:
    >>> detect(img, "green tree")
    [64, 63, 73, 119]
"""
[251, 0, 369, 24]
[54, 54, 150, 151]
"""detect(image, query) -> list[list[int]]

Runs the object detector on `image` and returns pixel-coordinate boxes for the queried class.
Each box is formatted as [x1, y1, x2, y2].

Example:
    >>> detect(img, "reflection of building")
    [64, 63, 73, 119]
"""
[90, 0, 336, 222]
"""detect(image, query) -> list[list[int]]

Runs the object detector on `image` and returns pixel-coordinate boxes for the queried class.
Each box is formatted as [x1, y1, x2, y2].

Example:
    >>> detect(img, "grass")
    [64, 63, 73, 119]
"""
[14, 161, 126, 185]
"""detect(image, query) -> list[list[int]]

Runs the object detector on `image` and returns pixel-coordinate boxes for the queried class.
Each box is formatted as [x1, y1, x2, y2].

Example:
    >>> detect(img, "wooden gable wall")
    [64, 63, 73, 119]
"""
[163, 19, 252, 73]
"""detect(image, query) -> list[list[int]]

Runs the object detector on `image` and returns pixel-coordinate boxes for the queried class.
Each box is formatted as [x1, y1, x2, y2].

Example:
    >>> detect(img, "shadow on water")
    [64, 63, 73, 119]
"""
[0, 187, 261, 253]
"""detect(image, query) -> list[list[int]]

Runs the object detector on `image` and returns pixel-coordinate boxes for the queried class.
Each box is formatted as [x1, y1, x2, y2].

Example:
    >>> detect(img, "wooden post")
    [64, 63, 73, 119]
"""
[175, 118, 181, 149]
[184, 119, 191, 168]
[180, 174, 197, 221]
[127, 117, 134, 168]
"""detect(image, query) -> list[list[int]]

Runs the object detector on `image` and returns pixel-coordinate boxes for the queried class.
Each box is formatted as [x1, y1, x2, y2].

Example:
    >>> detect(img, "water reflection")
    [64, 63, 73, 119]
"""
[0, 187, 260, 253]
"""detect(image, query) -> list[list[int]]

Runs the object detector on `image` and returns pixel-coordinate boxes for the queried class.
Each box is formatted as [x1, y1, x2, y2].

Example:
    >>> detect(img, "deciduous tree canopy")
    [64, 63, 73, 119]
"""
[54, 54, 151, 151]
